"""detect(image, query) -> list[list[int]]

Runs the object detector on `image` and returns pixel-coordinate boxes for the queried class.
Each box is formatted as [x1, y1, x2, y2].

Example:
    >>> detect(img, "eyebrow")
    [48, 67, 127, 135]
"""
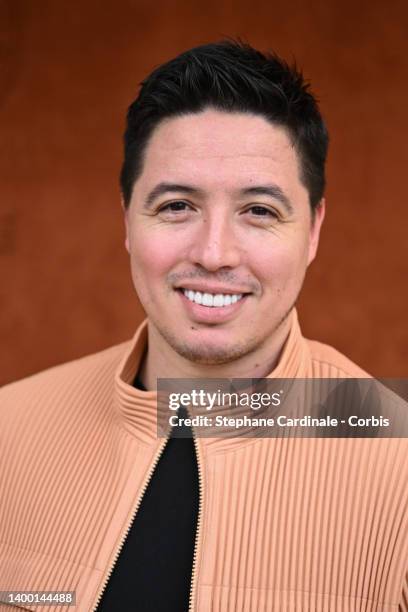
[144, 183, 204, 208]
[239, 185, 294, 214]
[144, 181, 294, 214]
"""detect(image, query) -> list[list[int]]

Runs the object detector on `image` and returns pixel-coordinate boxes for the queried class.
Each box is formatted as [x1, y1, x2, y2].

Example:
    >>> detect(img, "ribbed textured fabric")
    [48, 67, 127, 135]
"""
[0, 309, 407, 611]
[96, 387, 199, 612]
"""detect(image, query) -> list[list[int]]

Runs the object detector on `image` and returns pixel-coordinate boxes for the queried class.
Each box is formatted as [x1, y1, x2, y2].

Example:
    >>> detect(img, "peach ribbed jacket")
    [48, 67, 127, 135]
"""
[0, 310, 407, 611]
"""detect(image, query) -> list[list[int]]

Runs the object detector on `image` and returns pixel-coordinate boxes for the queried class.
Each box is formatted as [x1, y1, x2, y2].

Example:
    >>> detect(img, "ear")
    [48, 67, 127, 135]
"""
[307, 198, 326, 266]
[121, 196, 131, 254]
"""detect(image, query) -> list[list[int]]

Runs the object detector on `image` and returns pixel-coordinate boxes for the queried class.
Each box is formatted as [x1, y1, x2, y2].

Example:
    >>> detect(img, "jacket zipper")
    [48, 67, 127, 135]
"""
[188, 432, 203, 612]
[91, 422, 204, 611]
[91, 435, 169, 611]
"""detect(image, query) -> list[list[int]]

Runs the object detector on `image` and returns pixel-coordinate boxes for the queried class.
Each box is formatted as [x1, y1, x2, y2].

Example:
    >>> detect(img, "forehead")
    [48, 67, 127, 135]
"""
[138, 109, 304, 195]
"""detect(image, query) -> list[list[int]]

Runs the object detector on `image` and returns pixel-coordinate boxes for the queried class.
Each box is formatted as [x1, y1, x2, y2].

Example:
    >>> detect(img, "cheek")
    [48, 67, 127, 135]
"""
[129, 232, 182, 283]
[252, 239, 309, 287]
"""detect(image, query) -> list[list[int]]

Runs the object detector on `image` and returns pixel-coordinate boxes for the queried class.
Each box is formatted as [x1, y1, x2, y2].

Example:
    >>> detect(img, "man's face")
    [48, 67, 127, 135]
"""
[124, 109, 324, 365]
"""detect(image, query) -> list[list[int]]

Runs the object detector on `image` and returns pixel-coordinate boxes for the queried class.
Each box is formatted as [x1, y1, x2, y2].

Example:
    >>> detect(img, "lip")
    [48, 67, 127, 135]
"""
[177, 289, 249, 324]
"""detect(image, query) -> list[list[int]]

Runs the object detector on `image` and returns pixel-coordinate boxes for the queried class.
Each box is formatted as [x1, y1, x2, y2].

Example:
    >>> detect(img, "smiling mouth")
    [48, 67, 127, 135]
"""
[179, 288, 248, 308]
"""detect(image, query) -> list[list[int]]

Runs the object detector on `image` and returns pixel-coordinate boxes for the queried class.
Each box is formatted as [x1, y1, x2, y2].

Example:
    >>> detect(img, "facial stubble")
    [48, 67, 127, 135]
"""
[150, 293, 299, 366]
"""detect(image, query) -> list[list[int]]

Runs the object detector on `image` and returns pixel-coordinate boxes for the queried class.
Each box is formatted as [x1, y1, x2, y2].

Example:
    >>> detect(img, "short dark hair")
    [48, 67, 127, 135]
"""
[120, 39, 329, 212]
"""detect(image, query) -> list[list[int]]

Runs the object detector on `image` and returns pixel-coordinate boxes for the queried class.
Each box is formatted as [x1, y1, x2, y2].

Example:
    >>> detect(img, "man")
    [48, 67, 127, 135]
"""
[1, 40, 407, 611]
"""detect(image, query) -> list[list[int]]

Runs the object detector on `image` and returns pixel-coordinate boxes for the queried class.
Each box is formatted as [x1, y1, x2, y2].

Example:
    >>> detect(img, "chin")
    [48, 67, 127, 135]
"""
[170, 336, 259, 366]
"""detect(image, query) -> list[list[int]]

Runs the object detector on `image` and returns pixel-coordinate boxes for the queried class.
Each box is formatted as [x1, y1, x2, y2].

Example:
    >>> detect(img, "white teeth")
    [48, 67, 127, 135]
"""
[182, 289, 244, 307]
[202, 293, 213, 307]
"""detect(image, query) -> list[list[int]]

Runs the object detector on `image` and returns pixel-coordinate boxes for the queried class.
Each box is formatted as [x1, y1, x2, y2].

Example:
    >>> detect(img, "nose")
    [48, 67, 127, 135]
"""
[187, 210, 241, 272]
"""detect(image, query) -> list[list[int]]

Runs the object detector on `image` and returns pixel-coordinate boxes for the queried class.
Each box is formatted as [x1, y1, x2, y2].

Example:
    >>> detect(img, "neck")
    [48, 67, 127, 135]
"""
[139, 312, 294, 391]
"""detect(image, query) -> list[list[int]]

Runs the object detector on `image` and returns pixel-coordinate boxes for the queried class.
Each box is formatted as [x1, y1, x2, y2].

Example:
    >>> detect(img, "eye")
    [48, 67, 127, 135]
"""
[246, 205, 279, 219]
[159, 200, 191, 213]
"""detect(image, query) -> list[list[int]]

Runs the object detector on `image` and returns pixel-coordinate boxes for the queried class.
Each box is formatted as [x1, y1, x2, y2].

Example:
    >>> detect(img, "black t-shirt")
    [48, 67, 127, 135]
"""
[96, 379, 199, 611]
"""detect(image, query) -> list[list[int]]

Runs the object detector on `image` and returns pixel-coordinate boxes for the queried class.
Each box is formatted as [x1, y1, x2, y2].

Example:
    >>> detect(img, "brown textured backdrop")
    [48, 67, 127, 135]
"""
[1, 0, 407, 384]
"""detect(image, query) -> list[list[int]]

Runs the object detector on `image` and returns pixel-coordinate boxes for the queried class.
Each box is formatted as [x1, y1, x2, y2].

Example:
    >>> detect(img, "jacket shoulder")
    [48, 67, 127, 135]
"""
[0, 340, 132, 401]
[305, 338, 371, 378]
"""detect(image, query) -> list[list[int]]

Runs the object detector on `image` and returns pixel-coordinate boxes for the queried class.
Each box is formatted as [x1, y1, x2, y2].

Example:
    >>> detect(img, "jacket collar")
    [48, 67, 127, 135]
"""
[113, 309, 310, 445]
